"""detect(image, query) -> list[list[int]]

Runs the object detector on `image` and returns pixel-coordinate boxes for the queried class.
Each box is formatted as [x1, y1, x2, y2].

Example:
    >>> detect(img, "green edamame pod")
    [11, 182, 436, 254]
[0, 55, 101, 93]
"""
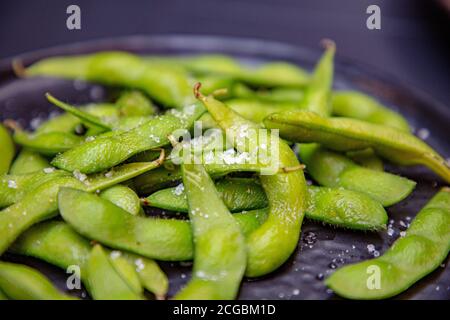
[13, 129, 83, 156]
[86, 244, 144, 300]
[326, 187, 450, 299]
[332, 90, 410, 131]
[133, 160, 266, 195]
[0, 289, 8, 300]
[180, 55, 309, 87]
[0, 261, 75, 300]
[27, 52, 195, 108]
[0, 157, 163, 255]
[346, 148, 384, 171]
[100, 185, 143, 216]
[264, 110, 450, 183]
[0, 176, 85, 255]
[51, 104, 205, 174]
[116, 90, 156, 116]
[0, 170, 69, 208]
[224, 98, 300, 123]
[175, 164, 246, 300]
[298, 41, 335, 117]
[195, 86, 308, 277]
[35, 113, 80, 134]
[232, 83, 305, 103]
[145, 178, 267, 213]
[9, 149, 50, 174]
[59, 187, 194, 261]
[46, 93, 112, 131]
[146, 181, 387, 231]
[298, 144, 415, 206]
[0, 123, 14, 174]
[10, 221, 91, 272]
[10, 221, 169, 298]
[58, 188, 269, 261]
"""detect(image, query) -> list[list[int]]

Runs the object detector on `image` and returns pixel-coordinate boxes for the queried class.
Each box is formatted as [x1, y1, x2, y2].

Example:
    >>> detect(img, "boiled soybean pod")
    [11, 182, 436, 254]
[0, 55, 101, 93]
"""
[0, 157, 163, 255]
[0, 123, 15, 175]
[298, 144, 415, 206]
[100, 185, 143, 216]
[0, 261, 76, 300]
[27, 52, 195, 108]
[51, 104, 205, 174]
[332, 90, 410, 132]
[326, 187, 450, 299]
[46, 93, 112, 131]
[146, 181, 387, 231]
[195, 85, 308, 277]
[10, 221, 169, 298]
[174, 164, 246, 300]
[58, 188, 269, 261]
[264, 110, 450, 183]
[86, 244, 144, 300]
[9, 149, 50, 174]
[299, 41, 335, 117]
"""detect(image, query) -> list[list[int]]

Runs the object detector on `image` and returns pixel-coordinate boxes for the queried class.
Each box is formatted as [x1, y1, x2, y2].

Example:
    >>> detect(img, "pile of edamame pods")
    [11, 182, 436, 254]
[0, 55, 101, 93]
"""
[0, 41, 449, 300]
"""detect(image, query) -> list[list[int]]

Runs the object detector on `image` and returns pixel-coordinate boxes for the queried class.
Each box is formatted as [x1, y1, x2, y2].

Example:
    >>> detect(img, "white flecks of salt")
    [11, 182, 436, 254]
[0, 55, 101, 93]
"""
[110, 251, 122, 259]
[104, 171, 114, 178]
[135, 258, 145, 272]
[400, 231, 406, 237]
[30, 117, 44, 130]
[387, 227, 395, 237]
[417, 128, 430, 140]
[367, 244, 375, 253]
[172, 183, 185, 196]
[180, 273, 186, 279]
[7, 180, 17, 189]
[43, 167, 56, 174]
[85, 136, 95, 142]
[149, 134, 160, 143]
[73, 170, 87, 182]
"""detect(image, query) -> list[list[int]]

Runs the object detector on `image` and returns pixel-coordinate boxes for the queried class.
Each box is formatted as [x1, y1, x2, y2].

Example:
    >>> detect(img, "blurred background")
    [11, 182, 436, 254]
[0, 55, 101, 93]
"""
[0, 0, 448, 105]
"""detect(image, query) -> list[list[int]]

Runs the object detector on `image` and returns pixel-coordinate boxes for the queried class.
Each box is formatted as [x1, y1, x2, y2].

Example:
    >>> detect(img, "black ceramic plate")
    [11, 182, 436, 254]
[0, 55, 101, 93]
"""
[0, 35, 449, 300]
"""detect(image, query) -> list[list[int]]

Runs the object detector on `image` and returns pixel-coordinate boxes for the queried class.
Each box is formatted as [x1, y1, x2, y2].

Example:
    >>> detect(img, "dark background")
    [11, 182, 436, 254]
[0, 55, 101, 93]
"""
[0, 0, 449, 106]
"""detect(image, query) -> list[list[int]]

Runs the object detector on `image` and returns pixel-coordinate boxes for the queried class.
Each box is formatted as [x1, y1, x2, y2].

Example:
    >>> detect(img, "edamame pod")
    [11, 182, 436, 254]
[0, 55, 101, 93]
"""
[46, 93, 112, 131]
[100, 185, 143, 216]
[332, 90, 410, 131]
[175, 164, 246, 300]
[59, 187, 194, 261]
[264, 110, 450, 183]
[0, 157, 163, 255]
[133, 160, 267, 195]
[51, 104, 205, 174]
[10, 221, 169, 298]
[298, 144, 415, 206]
[0, 123, 14, 175]
[0, 261, 75, 300]
[326, 187, 450, 299]
[0, 170, 69, 208]
[13, 129, 83, 156]
[195, 86, 308, 277]
[86, 244, 144, 300]
[145, 178, 267, 213]
[298, 41, 335, 117]
[146, 181, 387, 230]
[58, 188, 269, 261]
[9, 149, 50, 174]
[27, 52, 195, 108]
[116, 90, 156, 116]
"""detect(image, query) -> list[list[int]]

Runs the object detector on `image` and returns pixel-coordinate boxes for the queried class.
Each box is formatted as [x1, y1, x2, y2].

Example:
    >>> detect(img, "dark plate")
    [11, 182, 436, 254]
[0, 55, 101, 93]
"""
[0, 35, 449, 300]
